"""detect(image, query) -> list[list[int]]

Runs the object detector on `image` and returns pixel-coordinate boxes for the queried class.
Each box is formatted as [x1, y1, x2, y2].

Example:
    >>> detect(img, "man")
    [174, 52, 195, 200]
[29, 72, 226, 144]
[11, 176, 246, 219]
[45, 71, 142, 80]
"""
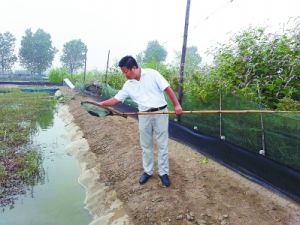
[95, 55, 182, 187]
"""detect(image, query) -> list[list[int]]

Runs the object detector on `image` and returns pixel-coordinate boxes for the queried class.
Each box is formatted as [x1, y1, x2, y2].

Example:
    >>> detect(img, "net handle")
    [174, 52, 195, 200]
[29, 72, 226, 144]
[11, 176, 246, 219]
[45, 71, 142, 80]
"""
[81, 101, 128, 118]
[81, 101, 300, 117]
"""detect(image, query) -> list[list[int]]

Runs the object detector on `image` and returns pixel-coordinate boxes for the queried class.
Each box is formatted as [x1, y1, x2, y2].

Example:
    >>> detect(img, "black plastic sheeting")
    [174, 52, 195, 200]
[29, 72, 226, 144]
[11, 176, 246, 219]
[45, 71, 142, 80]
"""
[109, 101, 300, 203]
[169, 121, 300, 203]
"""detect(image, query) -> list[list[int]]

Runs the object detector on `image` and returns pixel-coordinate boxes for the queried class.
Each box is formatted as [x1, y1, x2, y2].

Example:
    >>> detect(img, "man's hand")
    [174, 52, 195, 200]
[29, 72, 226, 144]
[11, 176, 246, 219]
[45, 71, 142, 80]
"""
[97, 97, 120, 107]
[174, 105, 183, 115]
[164, 87, 183, 115]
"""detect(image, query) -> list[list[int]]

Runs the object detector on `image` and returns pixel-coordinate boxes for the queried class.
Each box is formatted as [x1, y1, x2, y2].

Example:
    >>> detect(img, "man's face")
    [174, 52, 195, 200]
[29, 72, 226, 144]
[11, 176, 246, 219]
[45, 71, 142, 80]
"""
[121, 67, 136, 80]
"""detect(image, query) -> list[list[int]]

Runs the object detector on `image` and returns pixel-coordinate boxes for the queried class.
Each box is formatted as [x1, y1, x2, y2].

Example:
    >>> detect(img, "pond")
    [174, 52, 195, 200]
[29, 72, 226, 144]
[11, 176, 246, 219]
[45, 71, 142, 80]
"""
[0, 106, 92, 225]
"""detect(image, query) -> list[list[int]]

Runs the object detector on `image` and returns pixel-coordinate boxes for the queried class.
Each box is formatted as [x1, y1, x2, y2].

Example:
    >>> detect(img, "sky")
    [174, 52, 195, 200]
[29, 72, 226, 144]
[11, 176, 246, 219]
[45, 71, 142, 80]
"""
[1, 0, 299, 71]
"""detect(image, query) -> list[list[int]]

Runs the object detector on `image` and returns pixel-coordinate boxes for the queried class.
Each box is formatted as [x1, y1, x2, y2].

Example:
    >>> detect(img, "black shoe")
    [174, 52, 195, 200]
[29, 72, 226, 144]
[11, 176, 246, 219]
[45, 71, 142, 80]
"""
[139, 172, 152, 185]
[159, 174, 171, 187]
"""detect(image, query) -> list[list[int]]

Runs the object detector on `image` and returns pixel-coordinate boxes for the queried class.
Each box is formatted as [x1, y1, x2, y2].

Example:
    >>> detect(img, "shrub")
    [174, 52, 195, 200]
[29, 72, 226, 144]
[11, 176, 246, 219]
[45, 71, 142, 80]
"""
[48, 68, 69, 84]
[276, 97, 300, 111]
[106, 71, 126, 90]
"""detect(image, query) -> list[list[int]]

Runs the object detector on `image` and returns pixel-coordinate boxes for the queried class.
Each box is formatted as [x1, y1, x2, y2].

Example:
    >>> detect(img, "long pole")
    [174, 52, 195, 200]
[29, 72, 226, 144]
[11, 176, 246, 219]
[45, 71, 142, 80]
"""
[87, 108, 300, 119]
[177, 0, 191, 122]
[121, 110, 299, 116]
[82, 101, 299, 118]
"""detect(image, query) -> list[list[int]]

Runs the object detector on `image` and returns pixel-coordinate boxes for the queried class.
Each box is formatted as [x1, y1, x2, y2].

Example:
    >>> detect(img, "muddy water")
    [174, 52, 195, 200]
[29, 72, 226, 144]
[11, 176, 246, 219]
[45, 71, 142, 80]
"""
[0, 107, 92, 225]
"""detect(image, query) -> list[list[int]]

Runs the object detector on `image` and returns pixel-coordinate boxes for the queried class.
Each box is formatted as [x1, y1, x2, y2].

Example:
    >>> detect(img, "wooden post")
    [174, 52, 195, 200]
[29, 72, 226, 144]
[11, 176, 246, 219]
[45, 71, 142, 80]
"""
[83, 48, 87, 82]
[177, 0, 191, 122]
[257, 83, 266, 156]
[105, 50, 110, 83]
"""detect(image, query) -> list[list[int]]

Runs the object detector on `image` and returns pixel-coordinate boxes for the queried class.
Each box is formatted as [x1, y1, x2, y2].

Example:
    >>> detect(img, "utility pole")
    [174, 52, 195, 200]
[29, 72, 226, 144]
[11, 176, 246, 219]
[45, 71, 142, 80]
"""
[177, 0, 191, 122]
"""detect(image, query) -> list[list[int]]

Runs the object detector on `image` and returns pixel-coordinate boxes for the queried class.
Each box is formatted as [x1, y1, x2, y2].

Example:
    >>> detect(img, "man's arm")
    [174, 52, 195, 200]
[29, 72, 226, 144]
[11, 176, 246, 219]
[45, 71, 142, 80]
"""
[164, 87, 183, 115]
[93, 97, 121, 107]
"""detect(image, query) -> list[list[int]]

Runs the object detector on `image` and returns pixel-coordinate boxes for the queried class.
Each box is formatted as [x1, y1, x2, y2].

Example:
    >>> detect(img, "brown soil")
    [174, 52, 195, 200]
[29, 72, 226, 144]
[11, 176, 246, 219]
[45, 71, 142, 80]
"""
[64, 88, 300, 225]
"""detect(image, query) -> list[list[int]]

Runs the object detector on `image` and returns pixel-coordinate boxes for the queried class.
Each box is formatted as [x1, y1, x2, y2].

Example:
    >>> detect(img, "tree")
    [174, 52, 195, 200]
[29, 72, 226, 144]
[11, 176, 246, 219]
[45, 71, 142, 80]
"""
[136, 52, 144, 65]
[142, 40, 167, 67]
[0, 32, 17, 73]
[210, 26, 300, 108]
[60, 39, 87, 74]
[175, 46, 202, 75]
[19, 28, 57, 75]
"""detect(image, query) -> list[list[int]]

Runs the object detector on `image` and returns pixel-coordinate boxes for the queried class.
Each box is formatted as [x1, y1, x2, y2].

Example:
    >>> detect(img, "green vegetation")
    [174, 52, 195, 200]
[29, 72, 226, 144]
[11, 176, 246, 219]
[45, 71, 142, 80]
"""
[0, 32, 17, 73]
[17, 149, 43, 185]
[48, 68, 69, 84]
[19, 28, 57, 75]
[60, 39, 87, 74]
[0, 88, 56, 187]
[0, 88, 56, 148]
[206, 26, 300, 109]
[137, 40, 167, 68]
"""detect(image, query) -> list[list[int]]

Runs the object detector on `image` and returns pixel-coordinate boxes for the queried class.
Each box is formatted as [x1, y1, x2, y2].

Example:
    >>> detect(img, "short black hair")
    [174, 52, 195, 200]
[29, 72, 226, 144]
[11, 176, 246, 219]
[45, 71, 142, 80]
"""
[118, 56, 139, 69]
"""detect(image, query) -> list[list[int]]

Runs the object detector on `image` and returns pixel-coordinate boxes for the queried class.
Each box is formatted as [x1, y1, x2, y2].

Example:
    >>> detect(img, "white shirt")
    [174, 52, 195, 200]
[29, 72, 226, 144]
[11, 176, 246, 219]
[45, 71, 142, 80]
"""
[114, 68, 169, 111]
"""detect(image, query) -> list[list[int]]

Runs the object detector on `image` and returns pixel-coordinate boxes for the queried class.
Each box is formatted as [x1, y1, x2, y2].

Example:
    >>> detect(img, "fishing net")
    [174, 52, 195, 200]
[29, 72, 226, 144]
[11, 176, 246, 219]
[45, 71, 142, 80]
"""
[81, 101, 127, 118]
[179, 92, 300, 171]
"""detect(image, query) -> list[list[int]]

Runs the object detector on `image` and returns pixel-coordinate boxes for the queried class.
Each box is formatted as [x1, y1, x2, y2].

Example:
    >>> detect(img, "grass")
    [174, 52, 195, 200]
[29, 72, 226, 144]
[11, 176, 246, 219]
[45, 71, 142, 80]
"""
[0, 88, 56, 149]
[17, 149, 44, 185]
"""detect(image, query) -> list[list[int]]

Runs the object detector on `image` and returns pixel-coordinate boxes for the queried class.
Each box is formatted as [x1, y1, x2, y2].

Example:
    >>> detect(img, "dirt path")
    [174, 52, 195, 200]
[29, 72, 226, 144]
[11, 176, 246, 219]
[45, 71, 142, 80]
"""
[63, 88, 300, 225]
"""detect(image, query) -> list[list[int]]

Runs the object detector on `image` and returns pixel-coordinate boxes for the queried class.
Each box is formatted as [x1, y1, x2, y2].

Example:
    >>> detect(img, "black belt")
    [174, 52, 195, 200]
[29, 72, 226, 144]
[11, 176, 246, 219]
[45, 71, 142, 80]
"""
[143, 105, 167, 112]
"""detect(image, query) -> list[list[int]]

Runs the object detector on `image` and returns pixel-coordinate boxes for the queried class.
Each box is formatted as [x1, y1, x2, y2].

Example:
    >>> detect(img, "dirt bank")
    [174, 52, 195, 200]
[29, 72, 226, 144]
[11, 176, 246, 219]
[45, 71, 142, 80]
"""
[62, 88, 300, 225]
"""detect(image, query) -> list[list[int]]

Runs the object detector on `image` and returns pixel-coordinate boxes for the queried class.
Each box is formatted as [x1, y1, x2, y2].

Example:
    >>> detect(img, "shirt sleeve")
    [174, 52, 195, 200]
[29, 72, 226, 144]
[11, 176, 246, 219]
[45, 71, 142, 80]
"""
[114, 81, 129, 103]
[155, 71, 170, 91]
[114, 86, 129, 103]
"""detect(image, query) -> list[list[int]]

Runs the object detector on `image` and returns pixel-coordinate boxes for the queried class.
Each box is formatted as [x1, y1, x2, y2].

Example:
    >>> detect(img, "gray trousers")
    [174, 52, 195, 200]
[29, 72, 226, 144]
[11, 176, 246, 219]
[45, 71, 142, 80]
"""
[138, 108, 169, 176]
